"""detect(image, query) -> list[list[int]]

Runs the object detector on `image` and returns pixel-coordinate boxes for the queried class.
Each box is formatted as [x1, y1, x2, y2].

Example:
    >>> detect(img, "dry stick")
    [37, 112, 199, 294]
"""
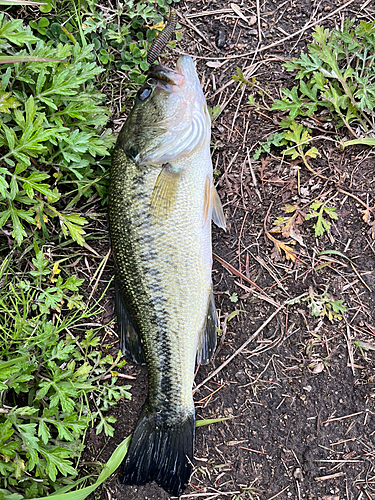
[345, 324, 356, 376]
[186, 8, 233, 19]
[256, 0, 262, 43]
[337, 187, 372, 210]
[179, 492, 242, 499]
[246, 148, 263, 202]
[322, 411, 363, 424]
[314, 472, 345, 482]
[314, 459, 363, 463]
[183, 0, 358, 61]
[193, 302, 285, 393]
[350, 262, 373, 293]
[229, 84, 246, 140]
[213, 252, 277, 304]
[209, 57, 284, 100]
[214, 81, 242, 119]
[265, 486, 290, 500]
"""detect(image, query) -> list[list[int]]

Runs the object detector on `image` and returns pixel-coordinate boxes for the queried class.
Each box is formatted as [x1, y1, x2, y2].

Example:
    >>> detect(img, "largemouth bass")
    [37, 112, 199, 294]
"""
[108, 55, 226, 496]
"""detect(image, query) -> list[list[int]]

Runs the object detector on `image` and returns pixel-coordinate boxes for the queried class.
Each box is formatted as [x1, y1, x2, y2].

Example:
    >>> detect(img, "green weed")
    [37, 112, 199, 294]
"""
[272, 20, 375, 144]
[305, 200, 338, 237]
[253, 20, 375, 164]
[28, 0, 182, 84]
[0, 249, 130, 496]
[225, 290, 239, 303]
[302, 286, 346, 322]
[0, 14, 115, 247]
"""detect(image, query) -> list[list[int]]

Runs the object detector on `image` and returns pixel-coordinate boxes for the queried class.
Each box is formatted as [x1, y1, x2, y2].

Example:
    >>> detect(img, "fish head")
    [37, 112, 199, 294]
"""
[117, 55, 211, 166]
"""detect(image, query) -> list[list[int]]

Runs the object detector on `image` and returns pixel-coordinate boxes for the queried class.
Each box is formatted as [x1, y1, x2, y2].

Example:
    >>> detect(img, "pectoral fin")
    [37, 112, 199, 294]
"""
[203, 176, 226, 230]
[115, 278, 146, 364]
[150, 163, 182, 217]
[196, 287, 218, 365]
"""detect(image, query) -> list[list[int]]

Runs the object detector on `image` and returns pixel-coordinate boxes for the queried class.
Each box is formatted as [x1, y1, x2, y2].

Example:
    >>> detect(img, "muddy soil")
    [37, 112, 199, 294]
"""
[84, 1, 375, 499]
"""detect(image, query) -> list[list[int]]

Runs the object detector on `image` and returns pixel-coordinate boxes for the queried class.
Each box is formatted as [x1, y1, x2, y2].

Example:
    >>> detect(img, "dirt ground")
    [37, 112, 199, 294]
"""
[83, 0, 375, 499]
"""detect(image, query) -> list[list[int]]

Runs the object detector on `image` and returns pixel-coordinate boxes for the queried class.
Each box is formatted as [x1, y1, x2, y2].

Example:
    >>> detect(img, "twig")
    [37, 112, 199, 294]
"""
[337, 188, 371, 210]
[176, 11, 218, 53]
[247, 147, 262, 202]
[345, 324, 356, 376]
[88, 248, 111, 302]
[213, 252, 278, 305]
[256, 0, 262, 43]
[229, 85, 246, 140]
[322, 411, 363, 424]
[253, 255, 289, 292]
[101, 373, 136, 380]
[314, 472, 345, 481]
[194, 302, 285, 393]
[234, 280, 280, 307]
[179, 491, 242, 499]
[350, 262, 373, 293]
[266, 486, 290, 500]
[186, 9, 233, 18]
[314, 459, 363, 463]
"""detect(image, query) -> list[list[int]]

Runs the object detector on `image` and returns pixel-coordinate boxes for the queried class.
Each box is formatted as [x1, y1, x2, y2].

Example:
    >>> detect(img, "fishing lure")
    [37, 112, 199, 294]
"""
[147, 10, 177, 65]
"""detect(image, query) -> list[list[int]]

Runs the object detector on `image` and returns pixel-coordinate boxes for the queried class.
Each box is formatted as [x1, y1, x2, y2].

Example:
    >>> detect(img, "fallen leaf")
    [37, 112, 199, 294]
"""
[267, 232, 297, 261]
[362, 207, 371, 223]
[230, 3, 256, 24]
[289, 226, 305, 246]
[312, 362, 324, 374]
[206, 60, 226, 68]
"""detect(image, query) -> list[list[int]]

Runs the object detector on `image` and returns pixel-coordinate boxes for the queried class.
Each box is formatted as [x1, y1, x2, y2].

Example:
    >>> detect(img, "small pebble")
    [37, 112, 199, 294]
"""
[215, 30, 226, 48]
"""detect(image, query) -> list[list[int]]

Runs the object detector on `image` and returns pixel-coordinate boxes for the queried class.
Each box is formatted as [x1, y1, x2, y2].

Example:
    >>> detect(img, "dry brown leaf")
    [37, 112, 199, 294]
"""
[362, 206, 371, 223]
[230, 3, 256, 24]
[289, 226, 305, 246]
[267, 232, 297, 261]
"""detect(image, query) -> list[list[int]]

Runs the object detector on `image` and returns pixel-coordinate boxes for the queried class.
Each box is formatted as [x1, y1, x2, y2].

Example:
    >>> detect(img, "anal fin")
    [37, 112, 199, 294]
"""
[115, 278, 146, 364]
[196, 287, 218, 365]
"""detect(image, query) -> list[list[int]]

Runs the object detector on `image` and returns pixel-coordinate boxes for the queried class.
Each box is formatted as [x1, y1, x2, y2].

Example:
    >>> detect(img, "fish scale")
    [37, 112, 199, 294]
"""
[110, 147, 212, 412]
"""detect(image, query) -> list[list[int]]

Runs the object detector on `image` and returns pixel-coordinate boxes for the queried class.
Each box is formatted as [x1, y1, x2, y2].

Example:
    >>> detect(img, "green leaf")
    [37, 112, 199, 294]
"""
[0, 92, 19, 113]
[41, 447, 77, 481]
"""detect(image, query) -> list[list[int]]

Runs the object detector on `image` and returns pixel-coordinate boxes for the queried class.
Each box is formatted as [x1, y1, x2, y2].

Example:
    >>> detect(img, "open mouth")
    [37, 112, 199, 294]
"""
[147, 64, 185, 87]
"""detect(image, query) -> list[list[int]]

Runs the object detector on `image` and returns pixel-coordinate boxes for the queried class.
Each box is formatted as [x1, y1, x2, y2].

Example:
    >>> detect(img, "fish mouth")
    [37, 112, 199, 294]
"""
[147, 65, 186, 88]
[147, 56, 199, 89]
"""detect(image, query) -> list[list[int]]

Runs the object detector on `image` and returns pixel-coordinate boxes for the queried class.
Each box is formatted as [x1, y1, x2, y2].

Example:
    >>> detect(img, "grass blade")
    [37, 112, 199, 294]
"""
[343, 138, 375, 147]
[0, 56, 64, 64]
[0, 0, 45, 4]
[195, 417, 230, 427]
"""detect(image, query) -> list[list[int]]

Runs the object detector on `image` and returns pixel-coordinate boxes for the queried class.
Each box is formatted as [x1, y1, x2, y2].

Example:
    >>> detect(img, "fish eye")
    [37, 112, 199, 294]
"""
[137, 87, 152, 101]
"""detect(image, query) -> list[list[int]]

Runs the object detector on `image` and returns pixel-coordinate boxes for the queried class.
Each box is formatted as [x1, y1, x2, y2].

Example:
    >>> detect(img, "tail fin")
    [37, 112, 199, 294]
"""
[121, 405, 195, 496]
